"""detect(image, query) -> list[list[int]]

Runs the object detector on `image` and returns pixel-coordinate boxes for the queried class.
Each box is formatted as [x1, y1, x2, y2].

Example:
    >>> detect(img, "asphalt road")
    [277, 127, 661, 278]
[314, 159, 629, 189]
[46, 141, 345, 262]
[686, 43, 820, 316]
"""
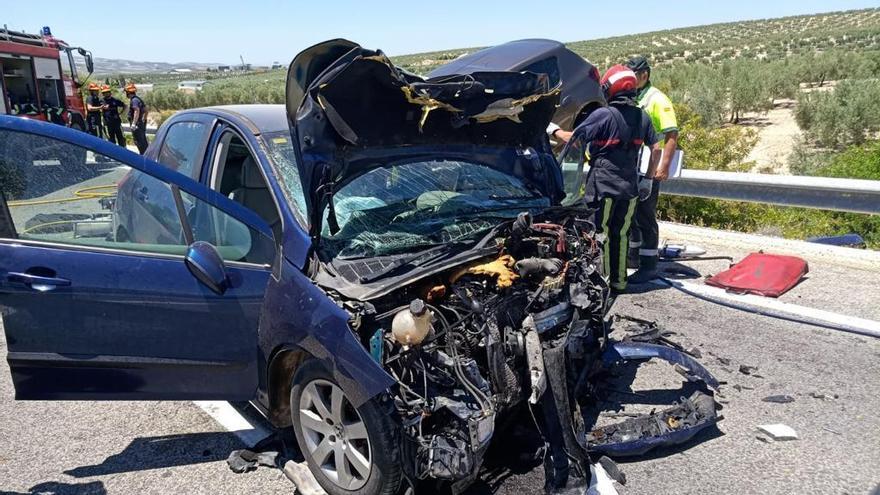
[1, 226, 879, 495]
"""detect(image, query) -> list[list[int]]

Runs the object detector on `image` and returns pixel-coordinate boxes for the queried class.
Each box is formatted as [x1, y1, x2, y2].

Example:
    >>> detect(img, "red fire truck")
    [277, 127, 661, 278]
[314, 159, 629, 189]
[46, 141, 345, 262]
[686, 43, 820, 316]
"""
[1, 26, 94, 130]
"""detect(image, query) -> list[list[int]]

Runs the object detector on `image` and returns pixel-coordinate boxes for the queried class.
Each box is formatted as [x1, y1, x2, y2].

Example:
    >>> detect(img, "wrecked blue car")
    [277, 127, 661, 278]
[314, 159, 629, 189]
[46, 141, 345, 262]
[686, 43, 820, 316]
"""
[0, 39, 718, 495]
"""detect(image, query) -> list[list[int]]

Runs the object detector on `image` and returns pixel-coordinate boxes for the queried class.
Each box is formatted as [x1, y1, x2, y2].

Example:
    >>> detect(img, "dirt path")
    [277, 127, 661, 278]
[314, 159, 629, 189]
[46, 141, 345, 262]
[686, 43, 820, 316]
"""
[742, 99, 802, 174]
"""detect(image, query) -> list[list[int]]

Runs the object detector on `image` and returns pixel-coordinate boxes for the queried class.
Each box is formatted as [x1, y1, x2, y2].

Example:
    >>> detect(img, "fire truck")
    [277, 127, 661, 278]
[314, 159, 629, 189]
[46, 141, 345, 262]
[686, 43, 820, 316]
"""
[1, 26, 94, 130]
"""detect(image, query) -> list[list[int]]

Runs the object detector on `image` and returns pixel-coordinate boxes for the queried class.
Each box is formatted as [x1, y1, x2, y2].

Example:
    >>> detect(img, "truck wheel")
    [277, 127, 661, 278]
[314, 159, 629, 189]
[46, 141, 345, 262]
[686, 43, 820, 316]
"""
[290, 360, 401, 495]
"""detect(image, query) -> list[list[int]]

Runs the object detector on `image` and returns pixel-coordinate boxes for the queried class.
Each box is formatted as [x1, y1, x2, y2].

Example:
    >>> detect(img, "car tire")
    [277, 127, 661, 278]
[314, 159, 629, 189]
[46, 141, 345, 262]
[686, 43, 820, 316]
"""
[290, 360, 401, 495]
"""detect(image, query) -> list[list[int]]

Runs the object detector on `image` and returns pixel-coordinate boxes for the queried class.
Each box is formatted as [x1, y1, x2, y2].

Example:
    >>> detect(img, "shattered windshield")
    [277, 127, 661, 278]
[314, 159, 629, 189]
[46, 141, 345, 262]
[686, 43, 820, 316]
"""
[320, 160, 550, 259]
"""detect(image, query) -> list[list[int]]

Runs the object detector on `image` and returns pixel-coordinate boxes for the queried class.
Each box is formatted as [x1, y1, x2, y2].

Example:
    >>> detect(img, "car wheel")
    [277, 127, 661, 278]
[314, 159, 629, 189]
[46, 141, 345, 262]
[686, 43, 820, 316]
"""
[290, 360, 401, 495]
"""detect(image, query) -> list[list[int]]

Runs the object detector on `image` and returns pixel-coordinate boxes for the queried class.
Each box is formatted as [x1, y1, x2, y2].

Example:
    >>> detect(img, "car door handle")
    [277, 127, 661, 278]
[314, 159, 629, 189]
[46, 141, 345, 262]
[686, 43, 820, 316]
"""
[7, 272, 72, 289]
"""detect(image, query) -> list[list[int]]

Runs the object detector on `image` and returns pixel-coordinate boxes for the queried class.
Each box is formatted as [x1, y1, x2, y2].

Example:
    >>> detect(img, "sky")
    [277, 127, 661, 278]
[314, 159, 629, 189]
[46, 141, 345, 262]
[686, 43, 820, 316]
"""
[3, 0, 878, 65]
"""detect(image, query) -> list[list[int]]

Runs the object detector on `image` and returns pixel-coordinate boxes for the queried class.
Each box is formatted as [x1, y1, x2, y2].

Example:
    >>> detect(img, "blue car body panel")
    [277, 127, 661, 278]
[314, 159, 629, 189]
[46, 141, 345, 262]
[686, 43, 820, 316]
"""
[601, 341, 720, 390]
[0, 113, 391, 410]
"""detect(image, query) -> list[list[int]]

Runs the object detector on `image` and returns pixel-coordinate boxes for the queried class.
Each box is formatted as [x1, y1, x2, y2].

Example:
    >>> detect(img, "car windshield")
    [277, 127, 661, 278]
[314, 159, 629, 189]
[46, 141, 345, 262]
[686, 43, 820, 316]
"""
[319, 159, 550, 259]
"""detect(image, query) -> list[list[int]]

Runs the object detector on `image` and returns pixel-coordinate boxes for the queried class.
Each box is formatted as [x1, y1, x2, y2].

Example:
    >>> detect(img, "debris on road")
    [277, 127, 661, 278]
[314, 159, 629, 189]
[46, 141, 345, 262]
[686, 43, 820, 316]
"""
[733, 384, 754, 392]
[739, 365, 758, 375]
[810, 391, 838, 400]
[757, 424, 799, 441]
[226, 449, 279, 474]
[587, 460, 622, 495]
[283, 460, 325, 495]
[716, 357, 732, 366]
[762, 394, 796, 404]
[586, 392, 719, 456]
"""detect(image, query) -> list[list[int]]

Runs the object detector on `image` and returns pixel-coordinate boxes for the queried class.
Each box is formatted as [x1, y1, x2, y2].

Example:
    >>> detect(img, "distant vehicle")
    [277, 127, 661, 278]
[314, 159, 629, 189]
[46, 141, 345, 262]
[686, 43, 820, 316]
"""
[0, 25, 94, 130]
[177, 80, 208, 93]
[428, 39, 605, 132]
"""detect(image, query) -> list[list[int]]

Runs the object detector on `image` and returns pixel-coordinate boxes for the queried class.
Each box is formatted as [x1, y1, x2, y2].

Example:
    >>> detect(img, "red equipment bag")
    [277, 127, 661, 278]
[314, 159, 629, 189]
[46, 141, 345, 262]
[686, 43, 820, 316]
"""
[706, 252, 808, 297]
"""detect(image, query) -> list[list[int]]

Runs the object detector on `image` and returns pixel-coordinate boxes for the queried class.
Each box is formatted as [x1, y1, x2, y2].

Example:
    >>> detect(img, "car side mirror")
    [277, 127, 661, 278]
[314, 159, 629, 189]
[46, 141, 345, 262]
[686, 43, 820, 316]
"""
[185, 241, 229, 295]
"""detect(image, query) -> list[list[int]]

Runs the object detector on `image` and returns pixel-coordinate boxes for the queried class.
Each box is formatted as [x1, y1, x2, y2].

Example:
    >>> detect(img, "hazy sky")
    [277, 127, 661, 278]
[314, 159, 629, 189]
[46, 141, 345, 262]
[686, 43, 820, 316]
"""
[3, 0, 878, 64]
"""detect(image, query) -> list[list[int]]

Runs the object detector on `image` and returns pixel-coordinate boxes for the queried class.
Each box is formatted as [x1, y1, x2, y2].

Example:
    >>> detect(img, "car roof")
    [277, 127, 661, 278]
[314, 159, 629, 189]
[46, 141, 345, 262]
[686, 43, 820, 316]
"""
[427, 39, 571, 77]
[193, 104, 288, 134]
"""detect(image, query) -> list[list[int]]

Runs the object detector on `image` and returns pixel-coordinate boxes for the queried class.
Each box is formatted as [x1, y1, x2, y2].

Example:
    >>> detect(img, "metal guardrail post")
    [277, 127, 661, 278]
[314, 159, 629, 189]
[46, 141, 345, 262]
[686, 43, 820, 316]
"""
[662, 170, 880, 215]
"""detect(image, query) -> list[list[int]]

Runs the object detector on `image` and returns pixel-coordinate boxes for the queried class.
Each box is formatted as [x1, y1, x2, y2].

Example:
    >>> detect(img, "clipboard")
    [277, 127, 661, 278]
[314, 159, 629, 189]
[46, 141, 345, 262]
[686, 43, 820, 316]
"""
[639, 146, 684, 178]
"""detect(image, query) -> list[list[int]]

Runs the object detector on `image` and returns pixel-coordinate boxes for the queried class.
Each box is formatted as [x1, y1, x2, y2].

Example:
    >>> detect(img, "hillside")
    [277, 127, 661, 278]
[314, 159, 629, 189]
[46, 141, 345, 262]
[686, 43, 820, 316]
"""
[392, 8, 880, 73]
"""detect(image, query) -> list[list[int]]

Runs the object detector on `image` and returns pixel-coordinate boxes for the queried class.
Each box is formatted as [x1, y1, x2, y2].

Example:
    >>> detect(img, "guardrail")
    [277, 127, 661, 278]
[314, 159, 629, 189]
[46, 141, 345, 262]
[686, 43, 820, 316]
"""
[121, 124, 157, 136]
[662, 170, 880, 215]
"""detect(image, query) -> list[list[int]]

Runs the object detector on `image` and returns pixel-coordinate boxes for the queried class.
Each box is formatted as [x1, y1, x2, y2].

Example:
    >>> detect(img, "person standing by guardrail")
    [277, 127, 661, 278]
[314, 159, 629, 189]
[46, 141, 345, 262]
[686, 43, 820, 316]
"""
[626, 56, 679, 284]
[124, 83, 149, 154]
[85, 83, 105, 138]
[101, 85, 126, 147]
[568, 65, 659, 294]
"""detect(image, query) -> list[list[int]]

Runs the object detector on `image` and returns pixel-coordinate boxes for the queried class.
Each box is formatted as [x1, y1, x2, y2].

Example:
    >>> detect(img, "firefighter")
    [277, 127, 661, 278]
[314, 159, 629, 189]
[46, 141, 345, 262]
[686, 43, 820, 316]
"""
[625, 56, 679, 284]
[567, 65, 659, 294]
[85, 83, 104, 137]
[124, 83, 149, 154]
[100, 86, 126, 147]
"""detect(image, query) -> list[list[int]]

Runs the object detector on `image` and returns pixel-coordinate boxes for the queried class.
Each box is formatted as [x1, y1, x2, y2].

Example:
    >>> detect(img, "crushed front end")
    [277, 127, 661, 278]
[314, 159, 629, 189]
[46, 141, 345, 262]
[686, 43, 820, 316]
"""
[340, 209, 611, 492]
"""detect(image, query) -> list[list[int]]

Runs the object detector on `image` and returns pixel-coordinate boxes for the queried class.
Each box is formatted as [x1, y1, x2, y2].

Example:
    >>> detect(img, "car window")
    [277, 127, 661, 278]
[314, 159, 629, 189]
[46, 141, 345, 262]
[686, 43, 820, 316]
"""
[157, 121, 207, 178]
[0, 129, 272, 264]
[522, 57, 561, 87]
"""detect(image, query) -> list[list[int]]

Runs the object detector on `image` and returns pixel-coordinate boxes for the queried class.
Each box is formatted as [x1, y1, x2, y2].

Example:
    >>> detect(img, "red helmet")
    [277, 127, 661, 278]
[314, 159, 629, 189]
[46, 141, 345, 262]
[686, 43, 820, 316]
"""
[87, 82, 99, 92]
[600, 65, 638, 100]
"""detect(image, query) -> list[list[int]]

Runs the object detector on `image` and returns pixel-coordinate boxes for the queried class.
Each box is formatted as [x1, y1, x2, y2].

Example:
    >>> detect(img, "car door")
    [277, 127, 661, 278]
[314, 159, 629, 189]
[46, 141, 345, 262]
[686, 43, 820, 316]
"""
[0, 115, 275, 400]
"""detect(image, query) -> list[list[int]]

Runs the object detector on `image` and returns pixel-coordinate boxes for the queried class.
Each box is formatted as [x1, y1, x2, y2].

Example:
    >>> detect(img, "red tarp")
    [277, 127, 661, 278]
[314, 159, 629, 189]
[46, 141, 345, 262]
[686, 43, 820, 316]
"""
[706, 253, 808, 297]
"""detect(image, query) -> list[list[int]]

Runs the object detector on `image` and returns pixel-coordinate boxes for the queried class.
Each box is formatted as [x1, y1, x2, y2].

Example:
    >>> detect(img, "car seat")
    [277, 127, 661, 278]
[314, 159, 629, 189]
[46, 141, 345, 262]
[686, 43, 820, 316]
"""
[229, 156, 281, 238]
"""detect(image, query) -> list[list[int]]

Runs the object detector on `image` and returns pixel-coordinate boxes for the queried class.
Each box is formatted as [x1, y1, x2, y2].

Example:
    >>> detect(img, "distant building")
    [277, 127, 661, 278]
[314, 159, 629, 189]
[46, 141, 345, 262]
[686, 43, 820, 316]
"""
[234, 63, 252, 72]
[218, 65, 231, 72]
[271, 62, 283, 70]
[167, 68, 193, 74]
[177, 80, 208, 93]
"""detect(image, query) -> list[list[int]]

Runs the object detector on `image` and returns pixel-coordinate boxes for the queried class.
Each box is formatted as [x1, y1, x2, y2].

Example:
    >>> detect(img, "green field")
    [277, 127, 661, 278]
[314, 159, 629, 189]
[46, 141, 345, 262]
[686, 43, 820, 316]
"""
[97, 7, 880, 245]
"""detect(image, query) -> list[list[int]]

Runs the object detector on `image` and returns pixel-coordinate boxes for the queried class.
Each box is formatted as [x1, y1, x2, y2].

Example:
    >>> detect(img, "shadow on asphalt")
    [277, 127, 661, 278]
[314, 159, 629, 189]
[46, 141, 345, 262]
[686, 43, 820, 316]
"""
[0, 481, 106, 495]
[62, 432, 243, 478]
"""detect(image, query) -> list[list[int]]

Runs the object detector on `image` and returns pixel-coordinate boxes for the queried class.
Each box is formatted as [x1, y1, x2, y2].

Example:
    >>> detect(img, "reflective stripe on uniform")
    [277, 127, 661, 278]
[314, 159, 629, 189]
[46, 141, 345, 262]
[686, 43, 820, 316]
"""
[616, 198, 638, 290]
[601, 198, 613, 281]
[639, 248, 659, 256]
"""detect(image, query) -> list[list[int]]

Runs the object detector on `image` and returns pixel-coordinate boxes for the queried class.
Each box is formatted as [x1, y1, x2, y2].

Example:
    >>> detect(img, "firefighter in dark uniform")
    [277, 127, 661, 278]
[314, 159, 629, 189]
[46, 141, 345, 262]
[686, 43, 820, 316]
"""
[85, 83, 104, 138]
[560, 65, 659, 293]
[100, 85, 126, 147]
[124, 83, 149, 154]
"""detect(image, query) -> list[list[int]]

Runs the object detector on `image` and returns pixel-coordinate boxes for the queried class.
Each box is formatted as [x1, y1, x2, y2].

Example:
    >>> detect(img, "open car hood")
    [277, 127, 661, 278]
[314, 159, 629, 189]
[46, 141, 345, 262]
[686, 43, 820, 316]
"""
[285, 39, 563, 236]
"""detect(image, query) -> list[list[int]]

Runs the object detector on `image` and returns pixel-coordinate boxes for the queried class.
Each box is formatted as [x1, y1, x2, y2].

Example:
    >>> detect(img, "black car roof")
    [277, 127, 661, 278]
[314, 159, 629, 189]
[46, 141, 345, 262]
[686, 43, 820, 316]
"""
[427, 39, 569, 77]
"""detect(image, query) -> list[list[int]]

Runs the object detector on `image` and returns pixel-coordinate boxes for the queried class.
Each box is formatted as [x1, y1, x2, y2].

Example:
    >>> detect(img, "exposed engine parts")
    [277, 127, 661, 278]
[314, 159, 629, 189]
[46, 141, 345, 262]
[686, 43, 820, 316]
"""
[344, 209, 720, 492]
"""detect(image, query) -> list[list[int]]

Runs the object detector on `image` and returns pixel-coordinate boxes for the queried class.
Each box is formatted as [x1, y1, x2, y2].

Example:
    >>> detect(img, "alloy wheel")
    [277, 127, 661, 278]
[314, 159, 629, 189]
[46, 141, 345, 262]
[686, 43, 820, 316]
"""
[298, 379, 372, 490]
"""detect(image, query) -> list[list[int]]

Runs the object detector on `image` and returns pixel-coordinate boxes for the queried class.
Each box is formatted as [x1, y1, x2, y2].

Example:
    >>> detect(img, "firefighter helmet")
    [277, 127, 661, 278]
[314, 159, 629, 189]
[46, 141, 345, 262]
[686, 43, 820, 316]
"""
[88, 82, 100, 92]
[600, 65, 638, 100]
[124, 83, 137, 94]
[101, 85, 112, 93]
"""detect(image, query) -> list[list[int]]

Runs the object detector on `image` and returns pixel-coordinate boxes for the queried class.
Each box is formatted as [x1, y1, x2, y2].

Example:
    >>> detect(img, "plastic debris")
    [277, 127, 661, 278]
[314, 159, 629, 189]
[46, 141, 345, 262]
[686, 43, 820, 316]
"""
[586, 461, 621, 495]
[757, 424, 798, 441]
[739, 365, 758, 375]
[226, 449, 278, 473]
[762, 394, 795, 404]
[810, 392, 838, 400]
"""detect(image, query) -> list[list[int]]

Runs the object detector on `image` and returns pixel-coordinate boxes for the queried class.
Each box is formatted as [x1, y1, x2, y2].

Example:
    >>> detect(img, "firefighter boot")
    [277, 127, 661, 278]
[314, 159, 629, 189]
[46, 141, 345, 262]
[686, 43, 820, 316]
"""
[628, 255, 659, 285]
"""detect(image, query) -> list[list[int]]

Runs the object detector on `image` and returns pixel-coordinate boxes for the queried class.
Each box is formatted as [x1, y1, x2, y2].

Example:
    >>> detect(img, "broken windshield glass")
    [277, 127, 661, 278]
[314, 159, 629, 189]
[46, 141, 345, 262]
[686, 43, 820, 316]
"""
[319, 159, 550, 259]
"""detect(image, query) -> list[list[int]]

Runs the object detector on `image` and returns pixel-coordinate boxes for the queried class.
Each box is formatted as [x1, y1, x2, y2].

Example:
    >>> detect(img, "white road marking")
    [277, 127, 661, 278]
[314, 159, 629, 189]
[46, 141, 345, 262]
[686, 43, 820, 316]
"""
[653, 278, 880, 338]
[194, 400, 273, 448]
